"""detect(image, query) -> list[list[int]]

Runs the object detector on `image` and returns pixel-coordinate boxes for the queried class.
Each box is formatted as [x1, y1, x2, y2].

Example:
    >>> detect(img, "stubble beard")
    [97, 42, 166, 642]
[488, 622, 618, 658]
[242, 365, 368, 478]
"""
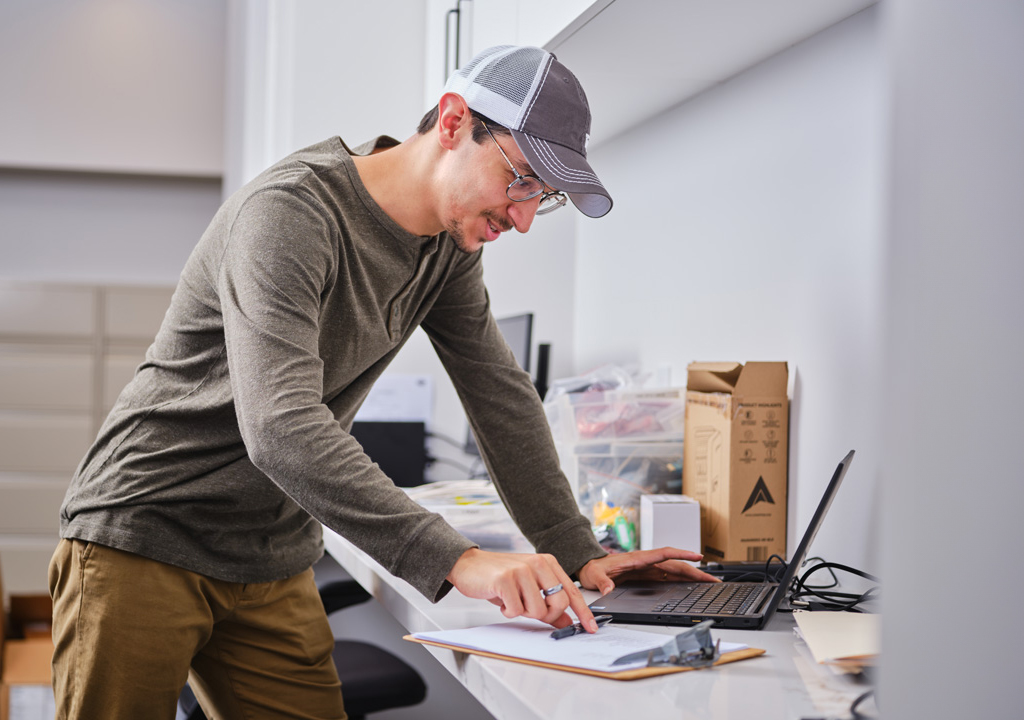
[445, 219, 476, 255]
[445, 210, 512, 255]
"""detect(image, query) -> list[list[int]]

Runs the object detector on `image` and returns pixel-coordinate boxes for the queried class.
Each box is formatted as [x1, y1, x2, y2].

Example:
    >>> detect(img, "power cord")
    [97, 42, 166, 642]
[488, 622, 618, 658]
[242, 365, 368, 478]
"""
[850, 689, 876, 719]
[801, 689, 878, 720]
[788, 561, 879, 613]
[703, 554, 789, 582]
[789, 563, 879, 719]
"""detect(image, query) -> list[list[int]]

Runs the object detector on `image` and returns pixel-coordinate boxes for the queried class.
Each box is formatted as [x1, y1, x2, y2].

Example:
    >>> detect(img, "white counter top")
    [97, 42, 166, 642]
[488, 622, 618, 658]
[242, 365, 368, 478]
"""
[322, 527, 872, 720]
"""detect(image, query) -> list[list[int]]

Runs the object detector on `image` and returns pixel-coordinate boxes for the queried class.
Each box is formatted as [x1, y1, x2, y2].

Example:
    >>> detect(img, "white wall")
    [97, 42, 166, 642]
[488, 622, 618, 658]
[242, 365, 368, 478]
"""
[223, 0, 430, 196]
[0, 0, 226, 286]
[0, 0, 224, 176]
[0, 170, 221, 286]
[577, 8, 885, 572]
[880, 2, 1024, 717]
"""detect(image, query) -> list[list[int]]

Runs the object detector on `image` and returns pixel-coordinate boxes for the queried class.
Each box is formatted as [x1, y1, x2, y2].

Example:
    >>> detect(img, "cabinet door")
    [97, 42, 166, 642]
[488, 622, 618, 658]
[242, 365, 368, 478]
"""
[424, 0, 457, 111]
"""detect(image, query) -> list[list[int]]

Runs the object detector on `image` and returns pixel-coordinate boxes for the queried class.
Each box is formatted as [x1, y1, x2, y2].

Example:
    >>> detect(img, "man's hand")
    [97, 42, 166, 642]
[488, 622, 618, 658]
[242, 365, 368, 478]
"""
[578, 547, 722, 596]
[447, 548, 599, 633]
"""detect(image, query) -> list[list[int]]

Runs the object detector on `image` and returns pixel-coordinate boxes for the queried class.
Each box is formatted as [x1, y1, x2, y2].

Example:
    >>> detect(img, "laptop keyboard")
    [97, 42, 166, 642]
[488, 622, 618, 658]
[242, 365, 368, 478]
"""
[652, 583, 761, 616]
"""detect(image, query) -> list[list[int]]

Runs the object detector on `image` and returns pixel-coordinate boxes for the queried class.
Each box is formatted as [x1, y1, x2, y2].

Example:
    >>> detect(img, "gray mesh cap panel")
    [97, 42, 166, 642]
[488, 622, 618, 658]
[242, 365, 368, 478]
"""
[473, 47, 545, 109]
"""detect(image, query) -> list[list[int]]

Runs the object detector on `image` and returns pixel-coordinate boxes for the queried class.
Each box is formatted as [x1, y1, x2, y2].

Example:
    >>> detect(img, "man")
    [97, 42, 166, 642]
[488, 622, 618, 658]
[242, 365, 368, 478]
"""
[50, 45, 716, 719]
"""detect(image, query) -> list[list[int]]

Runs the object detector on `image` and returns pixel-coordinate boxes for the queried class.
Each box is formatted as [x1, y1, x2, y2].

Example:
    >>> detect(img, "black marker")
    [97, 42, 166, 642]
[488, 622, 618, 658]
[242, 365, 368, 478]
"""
[550, 615, 614, 640]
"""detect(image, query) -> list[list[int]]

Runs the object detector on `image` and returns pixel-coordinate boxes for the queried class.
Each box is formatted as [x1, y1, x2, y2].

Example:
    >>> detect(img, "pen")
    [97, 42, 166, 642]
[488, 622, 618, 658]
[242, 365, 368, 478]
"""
[550, 615, 614, 640]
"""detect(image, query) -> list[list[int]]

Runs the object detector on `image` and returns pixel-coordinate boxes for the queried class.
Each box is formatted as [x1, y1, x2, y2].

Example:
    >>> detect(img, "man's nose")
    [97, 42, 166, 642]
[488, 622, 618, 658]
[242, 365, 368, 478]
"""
[507, 197, 540, 234]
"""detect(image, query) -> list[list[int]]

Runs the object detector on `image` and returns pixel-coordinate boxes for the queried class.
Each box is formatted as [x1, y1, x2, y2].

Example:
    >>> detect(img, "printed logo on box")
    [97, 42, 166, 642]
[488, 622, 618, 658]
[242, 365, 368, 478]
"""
[742, 476, 775, 513]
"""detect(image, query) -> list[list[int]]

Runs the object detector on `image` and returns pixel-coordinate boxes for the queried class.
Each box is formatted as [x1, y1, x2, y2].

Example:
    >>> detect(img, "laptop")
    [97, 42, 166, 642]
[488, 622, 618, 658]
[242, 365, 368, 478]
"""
[589, 450, 855, 629]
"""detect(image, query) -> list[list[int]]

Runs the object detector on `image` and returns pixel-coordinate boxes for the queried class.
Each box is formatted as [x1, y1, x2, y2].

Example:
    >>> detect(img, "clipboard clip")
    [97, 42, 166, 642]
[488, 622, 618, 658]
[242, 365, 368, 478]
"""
[611, 620, 721, 669]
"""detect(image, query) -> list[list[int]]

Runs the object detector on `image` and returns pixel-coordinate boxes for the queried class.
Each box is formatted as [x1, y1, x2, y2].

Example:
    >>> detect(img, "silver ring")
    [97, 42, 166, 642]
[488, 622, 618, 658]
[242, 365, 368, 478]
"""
[541, 583, 564, 597]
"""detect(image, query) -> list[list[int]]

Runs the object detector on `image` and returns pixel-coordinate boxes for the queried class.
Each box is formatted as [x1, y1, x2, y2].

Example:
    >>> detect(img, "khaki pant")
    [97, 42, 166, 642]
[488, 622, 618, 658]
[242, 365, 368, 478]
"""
[48, 539, 346, 720]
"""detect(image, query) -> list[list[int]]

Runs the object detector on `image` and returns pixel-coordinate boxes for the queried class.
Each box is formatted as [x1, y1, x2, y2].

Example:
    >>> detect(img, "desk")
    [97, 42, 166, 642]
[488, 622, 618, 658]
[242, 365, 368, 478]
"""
[323, 528, 869, 720]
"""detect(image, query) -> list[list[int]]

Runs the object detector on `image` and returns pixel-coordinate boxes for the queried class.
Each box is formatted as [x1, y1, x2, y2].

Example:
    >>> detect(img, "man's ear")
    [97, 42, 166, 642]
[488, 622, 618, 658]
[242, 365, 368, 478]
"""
[436, 92, 471, 150]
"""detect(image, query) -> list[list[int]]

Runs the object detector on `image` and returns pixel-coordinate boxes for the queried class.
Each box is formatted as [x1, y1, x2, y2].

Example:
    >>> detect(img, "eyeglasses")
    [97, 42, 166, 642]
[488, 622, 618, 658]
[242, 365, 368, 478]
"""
[481, 120, 568, 215]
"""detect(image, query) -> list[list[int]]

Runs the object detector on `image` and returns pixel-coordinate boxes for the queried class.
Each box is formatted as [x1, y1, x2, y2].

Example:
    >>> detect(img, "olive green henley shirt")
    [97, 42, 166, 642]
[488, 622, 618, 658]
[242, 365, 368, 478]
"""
[59, 136, 604, 602]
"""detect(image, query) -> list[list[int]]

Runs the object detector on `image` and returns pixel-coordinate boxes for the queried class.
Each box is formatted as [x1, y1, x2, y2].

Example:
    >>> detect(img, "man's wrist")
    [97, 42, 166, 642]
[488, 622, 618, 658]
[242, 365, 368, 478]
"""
[446, 546, 482, 583]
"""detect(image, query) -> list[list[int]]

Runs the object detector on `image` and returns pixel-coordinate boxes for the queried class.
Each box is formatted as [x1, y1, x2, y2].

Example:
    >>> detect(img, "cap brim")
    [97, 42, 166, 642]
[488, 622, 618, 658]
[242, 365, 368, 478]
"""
[511, 130, 612, 218]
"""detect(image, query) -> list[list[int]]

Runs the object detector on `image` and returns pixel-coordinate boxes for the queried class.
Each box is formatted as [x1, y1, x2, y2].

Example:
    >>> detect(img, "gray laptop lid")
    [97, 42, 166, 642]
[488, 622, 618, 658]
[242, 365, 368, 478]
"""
[754, 448, 855, 622]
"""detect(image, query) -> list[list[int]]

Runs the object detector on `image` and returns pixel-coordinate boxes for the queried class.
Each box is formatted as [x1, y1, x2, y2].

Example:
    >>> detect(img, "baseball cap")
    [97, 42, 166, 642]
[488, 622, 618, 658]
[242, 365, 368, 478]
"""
[443, 45, 612, 218]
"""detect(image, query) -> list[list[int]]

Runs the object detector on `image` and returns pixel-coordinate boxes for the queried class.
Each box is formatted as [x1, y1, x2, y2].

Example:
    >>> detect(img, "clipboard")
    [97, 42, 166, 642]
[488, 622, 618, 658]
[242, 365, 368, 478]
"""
[405, 634, 765, 680]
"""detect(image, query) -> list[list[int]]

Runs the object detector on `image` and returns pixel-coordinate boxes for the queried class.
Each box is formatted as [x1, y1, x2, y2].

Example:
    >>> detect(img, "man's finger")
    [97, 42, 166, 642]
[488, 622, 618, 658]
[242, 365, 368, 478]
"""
[630, 547, 704, 568]
[585, 562, 615, 596]
[516, 563, 558, 619]
[497, 575, 526, 619]
[671, 563, 721, 583]
[563, 578, 598, 632]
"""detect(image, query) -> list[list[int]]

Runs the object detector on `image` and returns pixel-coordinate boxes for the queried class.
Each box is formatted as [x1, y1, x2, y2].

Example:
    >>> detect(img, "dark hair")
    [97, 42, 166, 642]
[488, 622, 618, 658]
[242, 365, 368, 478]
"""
[416, 105, 510, 144]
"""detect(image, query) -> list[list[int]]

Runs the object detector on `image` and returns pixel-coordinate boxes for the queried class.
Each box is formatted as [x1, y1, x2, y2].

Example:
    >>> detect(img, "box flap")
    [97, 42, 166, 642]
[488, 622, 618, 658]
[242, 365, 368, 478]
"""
[2, 639, 53, 685]
[686, 362, 744, 393]
[734, 362, 788, 396]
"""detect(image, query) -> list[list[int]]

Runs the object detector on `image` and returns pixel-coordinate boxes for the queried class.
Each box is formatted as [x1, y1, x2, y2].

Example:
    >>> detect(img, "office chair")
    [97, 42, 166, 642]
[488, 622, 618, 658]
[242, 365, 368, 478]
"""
[177, 579, 427, 720]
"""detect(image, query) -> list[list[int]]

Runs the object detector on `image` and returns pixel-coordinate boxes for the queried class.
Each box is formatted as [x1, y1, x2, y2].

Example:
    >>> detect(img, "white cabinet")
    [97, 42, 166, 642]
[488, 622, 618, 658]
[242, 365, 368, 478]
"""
[548, 0, 879, 145]
[515, 0, 600, 50]
[468, 0, 598, 54]
[0, 0, 225, 177]
[422, 0, 601, 112]
[424, 0, 879, 146]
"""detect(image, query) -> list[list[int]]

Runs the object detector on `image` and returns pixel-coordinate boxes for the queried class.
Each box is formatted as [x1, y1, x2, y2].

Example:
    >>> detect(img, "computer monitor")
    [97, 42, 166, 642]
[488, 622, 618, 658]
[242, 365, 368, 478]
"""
[349, 421, 427, 487]
[464, 313, 533, 456]
[496, 312, 533, 373]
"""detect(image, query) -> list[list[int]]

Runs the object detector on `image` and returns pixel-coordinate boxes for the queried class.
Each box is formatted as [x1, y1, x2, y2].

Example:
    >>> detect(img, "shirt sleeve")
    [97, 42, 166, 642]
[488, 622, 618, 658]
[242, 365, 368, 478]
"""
[420, 249, 607, 576]
[219, 187, 475, 601]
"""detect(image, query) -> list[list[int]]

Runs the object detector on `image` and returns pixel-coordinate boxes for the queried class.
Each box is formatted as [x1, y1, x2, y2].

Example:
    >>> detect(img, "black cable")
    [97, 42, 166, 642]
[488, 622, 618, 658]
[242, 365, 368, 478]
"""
[765, 553, 788, 582]
[850, 689, 876, 719]
[788, 561, 880, 612]
[704, 554, 788, 582]
[801, 556, 839, 590]
[800, 688, 877, 720]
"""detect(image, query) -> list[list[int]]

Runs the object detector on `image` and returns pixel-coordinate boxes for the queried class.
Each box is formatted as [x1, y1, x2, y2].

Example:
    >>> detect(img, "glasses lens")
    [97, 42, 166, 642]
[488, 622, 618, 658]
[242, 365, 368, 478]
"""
[536, 192, 568, 215]
[506, 177, 544, 201]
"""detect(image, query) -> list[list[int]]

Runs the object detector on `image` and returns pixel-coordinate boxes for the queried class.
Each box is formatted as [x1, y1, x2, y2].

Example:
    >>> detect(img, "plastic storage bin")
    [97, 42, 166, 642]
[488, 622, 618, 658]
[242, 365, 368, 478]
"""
[571, 441, 684, 552]
[550, 387, 686, 444]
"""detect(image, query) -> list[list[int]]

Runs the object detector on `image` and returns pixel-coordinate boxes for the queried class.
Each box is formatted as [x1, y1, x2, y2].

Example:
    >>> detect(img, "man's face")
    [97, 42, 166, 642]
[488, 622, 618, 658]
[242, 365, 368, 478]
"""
[440, 127, 544, 254]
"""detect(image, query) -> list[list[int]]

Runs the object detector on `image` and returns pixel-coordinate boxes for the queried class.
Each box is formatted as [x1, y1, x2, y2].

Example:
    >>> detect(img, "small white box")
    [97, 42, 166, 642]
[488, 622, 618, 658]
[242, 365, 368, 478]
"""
[640, 495, 701, 564]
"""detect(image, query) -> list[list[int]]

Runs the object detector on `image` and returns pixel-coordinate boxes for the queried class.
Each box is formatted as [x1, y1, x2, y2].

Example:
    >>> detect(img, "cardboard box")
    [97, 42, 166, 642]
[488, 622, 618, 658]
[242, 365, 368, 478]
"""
[640, 494, 701, 564]
[6, 597, 51, 642]
[1, 639, 55, 720]
[0, 553, 55, 720]
[683, 362, 789, 563]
